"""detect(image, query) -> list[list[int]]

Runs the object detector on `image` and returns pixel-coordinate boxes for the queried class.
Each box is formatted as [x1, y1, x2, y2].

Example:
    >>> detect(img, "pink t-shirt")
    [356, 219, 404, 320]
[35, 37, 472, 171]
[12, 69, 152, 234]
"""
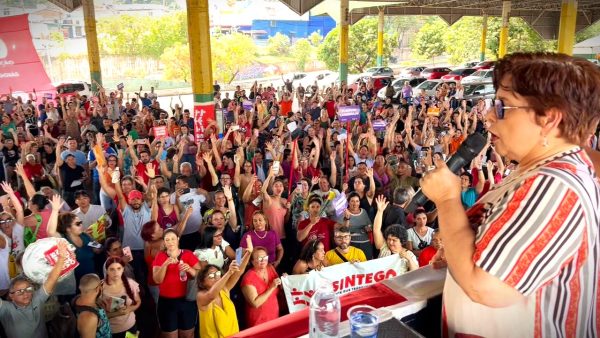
[102, 278, 139, 333]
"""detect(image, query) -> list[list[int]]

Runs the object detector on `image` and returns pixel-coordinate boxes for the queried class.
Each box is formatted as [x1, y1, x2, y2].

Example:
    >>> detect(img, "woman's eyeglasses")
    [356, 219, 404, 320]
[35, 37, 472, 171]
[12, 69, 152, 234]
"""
[494, 99, 531, 119]
[10, 286, 34, 295]
[257, 255, 269, 262]
[207, 271, 222, 279]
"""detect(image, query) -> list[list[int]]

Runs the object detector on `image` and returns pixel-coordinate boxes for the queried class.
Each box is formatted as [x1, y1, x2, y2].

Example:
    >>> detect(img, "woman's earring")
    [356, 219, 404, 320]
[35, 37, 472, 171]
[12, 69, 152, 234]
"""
[542, 137, 549, 147]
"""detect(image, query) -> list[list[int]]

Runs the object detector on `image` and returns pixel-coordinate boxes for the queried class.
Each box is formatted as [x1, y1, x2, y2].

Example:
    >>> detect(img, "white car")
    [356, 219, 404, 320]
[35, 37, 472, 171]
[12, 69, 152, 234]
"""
[55, 81, 93, 98]
[298, 71, 333, 88]
[412, 79, 456, 98]
[461, 69, 493, 84]
[361, 66, 394, 77]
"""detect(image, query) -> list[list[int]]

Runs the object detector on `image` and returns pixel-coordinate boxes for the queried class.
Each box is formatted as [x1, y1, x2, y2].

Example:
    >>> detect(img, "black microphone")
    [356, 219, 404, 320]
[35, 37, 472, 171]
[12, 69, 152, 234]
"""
[405, 132, 488, 213]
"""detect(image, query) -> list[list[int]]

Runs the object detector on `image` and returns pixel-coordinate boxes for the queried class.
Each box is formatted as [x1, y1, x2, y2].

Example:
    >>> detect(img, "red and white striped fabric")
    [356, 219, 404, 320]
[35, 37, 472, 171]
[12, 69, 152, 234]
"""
[443, 148, 599, 338]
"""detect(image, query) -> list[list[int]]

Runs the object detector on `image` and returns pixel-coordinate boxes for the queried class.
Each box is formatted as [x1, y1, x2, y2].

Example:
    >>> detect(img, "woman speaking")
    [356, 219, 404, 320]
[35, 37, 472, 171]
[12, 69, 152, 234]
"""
[420, 53, 600, 338]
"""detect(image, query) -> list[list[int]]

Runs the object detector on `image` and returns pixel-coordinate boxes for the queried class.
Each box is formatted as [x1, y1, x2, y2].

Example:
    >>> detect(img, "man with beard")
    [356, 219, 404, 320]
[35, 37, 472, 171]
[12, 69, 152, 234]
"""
[115, 179, 153, 288]
[73, 274, 112, 338]
[127, 136, 160, 185]
[0, 239, 68, 338]
[325, 226, 367, 265]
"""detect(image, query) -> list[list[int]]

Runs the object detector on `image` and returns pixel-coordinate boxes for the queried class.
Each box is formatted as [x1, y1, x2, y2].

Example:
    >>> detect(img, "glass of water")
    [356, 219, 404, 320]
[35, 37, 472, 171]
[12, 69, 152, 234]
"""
[347, 305, 379, 338]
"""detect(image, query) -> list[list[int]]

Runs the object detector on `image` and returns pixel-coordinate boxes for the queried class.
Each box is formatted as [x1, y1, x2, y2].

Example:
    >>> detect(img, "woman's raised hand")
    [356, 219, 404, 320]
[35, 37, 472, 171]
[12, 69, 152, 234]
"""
[375, 195, 388, 211]
[50, 194, 63, 211]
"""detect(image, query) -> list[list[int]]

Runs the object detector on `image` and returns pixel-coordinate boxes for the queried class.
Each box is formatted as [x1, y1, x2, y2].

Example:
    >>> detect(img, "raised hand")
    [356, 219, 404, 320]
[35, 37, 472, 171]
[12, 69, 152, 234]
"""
[50, 194, 63, 211]
[145, 162, 156, 179]
[223, 185, 233, 199]
[311, 176, 319, 186]
[375, 195, 389, 211]
[126, 135, 134, 148]
[0, 181, 14, 196]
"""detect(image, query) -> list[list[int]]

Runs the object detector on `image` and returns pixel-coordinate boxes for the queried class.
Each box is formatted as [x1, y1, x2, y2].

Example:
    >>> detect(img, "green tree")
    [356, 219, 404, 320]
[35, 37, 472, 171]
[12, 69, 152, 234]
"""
[267, 32, 291, 56]
[308, 31, 323, 47]
[160, 42, 191, 82]
[97, 12, 188, 58]
[292, 39, 312, 71]
[211, 32, 258, 83]
[576, 20, 600, 43]
[410, 17, 447, 63]
[317, 18, 398, 72]
[159, 33, 257, 84]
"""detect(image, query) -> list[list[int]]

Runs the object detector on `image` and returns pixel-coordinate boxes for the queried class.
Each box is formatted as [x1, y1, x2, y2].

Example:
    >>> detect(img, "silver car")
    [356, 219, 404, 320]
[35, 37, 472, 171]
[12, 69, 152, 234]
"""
[412, 79, 456, 98]
[362, 66, 394, 77]
[463, 82, 496, 101]
[461, 69, 494, 84]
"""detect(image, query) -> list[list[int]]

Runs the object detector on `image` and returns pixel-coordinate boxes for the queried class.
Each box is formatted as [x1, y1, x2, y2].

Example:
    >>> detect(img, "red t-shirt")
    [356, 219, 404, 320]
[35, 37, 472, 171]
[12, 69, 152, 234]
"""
[297, 218, 336, 252]
[325, 100, 336, 119]
[135, 160, 160, 185]
[241, 266, 279, 327]
[152, 249, 199, 298]
[279, 99, 293, 115]
[23, 163, 44, 180]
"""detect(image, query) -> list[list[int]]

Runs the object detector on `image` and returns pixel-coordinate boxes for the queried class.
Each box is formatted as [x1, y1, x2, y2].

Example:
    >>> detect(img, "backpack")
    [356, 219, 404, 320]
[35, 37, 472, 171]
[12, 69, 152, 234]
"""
[47, 302, 77, 338]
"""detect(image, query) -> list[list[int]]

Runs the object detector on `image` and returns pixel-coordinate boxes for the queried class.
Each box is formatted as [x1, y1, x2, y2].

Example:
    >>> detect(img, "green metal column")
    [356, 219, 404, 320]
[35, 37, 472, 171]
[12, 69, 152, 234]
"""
[377, 8, 384, 67]
[187, 0, 213, 105]
[498, 1, 511, 58]
[82, 0, 102, 92]
[557, 0, 578, 55]
[339, 0, 349, 84]
[480, 13, 488, 61]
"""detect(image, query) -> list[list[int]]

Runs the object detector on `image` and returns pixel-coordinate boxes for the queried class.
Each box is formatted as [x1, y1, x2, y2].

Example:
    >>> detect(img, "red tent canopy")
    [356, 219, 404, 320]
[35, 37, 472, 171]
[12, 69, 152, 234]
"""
[0, 14, 55, 96]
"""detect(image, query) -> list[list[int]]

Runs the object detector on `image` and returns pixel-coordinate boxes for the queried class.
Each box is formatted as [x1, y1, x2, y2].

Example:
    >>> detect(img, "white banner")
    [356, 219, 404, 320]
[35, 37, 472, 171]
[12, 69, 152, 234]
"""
[282, 255, 405, 313]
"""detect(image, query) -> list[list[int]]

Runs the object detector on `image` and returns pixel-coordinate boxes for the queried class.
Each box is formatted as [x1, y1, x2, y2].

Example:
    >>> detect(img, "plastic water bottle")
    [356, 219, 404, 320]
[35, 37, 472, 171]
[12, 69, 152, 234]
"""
[309, 281, 340, 338]
[179, 261, 187, 282]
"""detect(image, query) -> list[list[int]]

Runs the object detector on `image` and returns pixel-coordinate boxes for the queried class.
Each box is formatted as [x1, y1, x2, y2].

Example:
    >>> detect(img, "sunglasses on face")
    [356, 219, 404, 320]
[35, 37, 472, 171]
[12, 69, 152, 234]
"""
[207, 271, 222, 279]
[494, 99, 531, 119]
[10, 286, 34, 295]
[0, 219, 14, 224]
[257, 255, 269, 262]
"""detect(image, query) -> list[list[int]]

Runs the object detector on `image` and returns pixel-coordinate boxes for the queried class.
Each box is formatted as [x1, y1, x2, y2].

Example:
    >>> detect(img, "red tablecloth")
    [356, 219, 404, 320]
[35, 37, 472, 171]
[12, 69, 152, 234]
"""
[232, 283, 407, 338]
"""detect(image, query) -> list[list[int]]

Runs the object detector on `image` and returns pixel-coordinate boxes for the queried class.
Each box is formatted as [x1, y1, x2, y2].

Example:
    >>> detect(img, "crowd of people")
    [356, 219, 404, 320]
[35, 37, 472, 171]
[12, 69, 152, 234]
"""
[0, 51, 598, 338]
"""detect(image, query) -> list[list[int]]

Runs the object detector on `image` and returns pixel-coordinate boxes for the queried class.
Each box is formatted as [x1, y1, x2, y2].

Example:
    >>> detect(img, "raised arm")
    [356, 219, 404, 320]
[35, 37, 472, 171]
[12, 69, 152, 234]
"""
[223, 185, 238, 231]
[15, 162, 37, 200]
[46, 195, 64, 238]
[44, 239, 69, 293]
[202, 152, 219, 186]
[373, 195, 388, 250]
[1, 182, 24, 225]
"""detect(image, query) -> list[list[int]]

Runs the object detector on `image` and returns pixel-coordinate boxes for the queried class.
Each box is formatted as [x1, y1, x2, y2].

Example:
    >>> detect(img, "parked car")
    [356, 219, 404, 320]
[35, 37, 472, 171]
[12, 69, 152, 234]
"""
[461, 69, 494, 84]
[298, 71, 333, 88]
[461, 61, 480, 68]
[55, 81, 93, 99]
[421, 67, 452, 80]
[362, 66, 394, 77]
[351, 76, 394, 94]
[463, 82, 496, 103]
[473, 60, 495, 70]
[441, 68, 477, 81]
[377, 77, 427, 101]
[398, 66, 426, 78]
[412, 79, 456, 98]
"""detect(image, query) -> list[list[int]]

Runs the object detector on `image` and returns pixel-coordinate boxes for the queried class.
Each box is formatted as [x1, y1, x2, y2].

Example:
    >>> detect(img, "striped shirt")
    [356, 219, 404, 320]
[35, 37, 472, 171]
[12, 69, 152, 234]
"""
[443, 148, 599, 338]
